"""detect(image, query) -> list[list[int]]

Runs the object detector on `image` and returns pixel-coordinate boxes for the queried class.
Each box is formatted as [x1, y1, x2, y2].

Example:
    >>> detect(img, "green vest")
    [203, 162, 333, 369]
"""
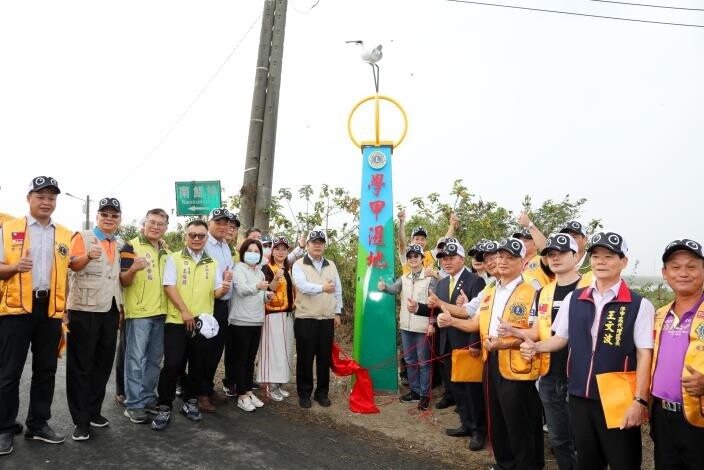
[166, 249, 217, 324]
[123, 235, 169, 319]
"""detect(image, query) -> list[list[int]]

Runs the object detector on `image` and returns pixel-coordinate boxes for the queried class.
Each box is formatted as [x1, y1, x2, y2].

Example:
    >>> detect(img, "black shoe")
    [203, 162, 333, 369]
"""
[469, 432, 486, 451]
[446, 426, 471, 437]
[252, 382, 261, 390]
[435, 396, 455, 409]
[71, 425, 90, 441]
[314, 396, 331, 407]
[399, 391, 421, 403]
[299, 397, 312, 409]
[418, 396, 430, 411]
[90, 415, 109, 428]
[25, 424, 65, 444]
[0, 433, 13, 456]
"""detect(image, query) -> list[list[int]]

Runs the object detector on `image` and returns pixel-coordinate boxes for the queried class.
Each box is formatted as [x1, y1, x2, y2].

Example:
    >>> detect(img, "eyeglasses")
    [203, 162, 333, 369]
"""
[146, 220, 167, 228]
[187, 233, 207, 240]
[99, 211, 120, 219]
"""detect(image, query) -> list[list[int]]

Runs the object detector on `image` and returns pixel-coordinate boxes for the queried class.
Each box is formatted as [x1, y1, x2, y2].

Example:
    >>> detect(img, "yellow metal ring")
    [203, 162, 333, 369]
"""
[347, 95, 408, 149]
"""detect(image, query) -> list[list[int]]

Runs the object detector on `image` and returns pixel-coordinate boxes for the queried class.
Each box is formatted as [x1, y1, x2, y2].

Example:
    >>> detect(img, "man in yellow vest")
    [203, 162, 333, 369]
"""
[515, 213, 553, 289]
[520, 232, 655, 470]
[436, 237, 543, 469]
[151, 220, 230, 431]
[119, 208, 170, 424]
[66, 197, 125, 441]
[0, 176, 70, 455]
[650, 239, 704, 469]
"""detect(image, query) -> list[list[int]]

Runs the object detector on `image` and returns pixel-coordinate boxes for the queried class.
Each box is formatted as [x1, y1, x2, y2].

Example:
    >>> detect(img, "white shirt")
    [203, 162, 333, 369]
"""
[552, 279, 655, 349]
[487, 275, 525, 336]
[205, 234, 234, 300]
[291, 255, 343, 314]
[163, 248, 224, 290]
[0, 214, 56, 290]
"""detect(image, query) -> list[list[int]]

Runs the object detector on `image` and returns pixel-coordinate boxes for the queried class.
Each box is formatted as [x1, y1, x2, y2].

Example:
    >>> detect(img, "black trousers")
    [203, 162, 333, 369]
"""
[453, 379, 487, 437]
[569, 395, 641, 470]
[486, 354, 544, 470]
[294, 318, 333, 399]
[0, 299, 62, 433]
[226, 325, 261, 396]
[650, 400, 704, 470]
[66, 304, 119, 426]
[157, 323, 210, 408]
[204, 298, 228, 395]
[438, 336, 455, 401]
[114, 326, 125, 396]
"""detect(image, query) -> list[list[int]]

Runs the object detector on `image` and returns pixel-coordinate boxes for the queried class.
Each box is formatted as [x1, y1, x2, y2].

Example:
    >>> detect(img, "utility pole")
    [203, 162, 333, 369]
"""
[239, 0, 288, 232]
[66, 193, 91, 230]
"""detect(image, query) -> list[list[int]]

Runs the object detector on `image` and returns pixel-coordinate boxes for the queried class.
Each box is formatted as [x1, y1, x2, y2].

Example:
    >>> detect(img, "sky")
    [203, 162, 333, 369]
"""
[1, 0, 702, 276]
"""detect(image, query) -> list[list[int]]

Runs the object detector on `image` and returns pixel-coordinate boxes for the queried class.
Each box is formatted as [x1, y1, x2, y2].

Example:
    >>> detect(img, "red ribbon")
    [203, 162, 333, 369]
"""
[331, 342, 379, 414]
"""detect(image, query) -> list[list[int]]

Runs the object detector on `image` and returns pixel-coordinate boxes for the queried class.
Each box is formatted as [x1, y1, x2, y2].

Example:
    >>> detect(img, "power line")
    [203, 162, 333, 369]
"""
[110, 15, 262, 192]
[590, 0, 704, 12]
[443, 0, 704, 27]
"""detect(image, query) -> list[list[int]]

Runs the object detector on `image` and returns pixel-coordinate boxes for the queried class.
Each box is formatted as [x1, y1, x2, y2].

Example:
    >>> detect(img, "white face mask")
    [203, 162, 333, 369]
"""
[243, 251, 260, 266]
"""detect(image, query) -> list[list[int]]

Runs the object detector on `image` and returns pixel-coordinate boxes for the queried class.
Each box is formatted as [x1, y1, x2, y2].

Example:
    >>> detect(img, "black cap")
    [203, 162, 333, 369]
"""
[437, 241, 465, 258]
[406, 243, 425, 257]
[411, 226, 428, 238]
[272, 235, 290, 248]
[559, 221, 586, 237]
[209, 208, 230, 221]
[468, 238, 491, 257]
[307, 230, 326, 243]
[541, 233, 578, 256]
[227, 211, 241, 227]
[512, 228, 533, 240]
[482, 240, 500, 254]
[27, 176, 60, 194]
[97, 197, 121, 213]
[588, 232, 628, 257]
[662, 239, 704, 263]
[497, 238, 526, 258]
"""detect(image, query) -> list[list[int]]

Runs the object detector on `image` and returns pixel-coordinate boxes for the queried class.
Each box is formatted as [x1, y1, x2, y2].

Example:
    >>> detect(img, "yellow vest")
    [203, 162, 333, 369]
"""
[266, 262, 294, 313]
[402, 250, 435, 275]
[536, 276, 592, 376]
[165, 249, 217, 324]
[123, 235, 169, 319]
[522, 255, 553, 289]
[0, 213, 12, 302]
[0, 216, 72, 318]
[652, 300, 704, 427]
[479, 278, 540, 380]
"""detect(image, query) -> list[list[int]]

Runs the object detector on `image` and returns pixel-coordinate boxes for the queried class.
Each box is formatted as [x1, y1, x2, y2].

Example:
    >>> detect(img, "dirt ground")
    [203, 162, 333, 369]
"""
[218, 327, 656, 470]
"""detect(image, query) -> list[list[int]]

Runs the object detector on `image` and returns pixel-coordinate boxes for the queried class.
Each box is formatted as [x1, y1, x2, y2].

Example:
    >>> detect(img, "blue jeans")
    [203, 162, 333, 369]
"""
[124, 317, 164, 409]
[400, 330, 431, 397]
[539, 374, 576, 470]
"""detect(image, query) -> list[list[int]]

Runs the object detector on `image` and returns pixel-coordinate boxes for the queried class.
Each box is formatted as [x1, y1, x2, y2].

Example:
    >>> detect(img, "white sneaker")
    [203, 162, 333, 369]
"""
[266, 386, 284, 402]
[277, 385, 290, 398]
[237, 396, 255, 412]
[249, 393, 264, 408]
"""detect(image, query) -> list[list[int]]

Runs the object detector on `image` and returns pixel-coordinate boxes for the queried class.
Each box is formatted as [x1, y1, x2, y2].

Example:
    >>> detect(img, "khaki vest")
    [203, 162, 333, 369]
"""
[0, 216, 72, 318]
[398, 270, 432, 333]
[536, 276, 592, 376]
[123, 235, 168, 319]
[165, 249, 217, 324]
[652, 300, 704, 427]
[479, 278, 540, 381]
[293, 256, 338, 320]
[67, 230, 123, 312]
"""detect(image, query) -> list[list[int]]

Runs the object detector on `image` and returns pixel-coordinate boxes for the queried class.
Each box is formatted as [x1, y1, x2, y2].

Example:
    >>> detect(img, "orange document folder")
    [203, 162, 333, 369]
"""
[451, 349, 483, 382]
[595, 371, 637, 429]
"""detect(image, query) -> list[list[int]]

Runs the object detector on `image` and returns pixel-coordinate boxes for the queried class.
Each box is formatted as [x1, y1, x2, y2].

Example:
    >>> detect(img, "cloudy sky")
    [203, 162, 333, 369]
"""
[1, 0, 702, 275]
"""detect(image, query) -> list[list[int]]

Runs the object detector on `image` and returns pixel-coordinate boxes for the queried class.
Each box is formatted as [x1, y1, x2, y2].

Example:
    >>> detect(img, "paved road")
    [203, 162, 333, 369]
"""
[4, 354, 438, 470]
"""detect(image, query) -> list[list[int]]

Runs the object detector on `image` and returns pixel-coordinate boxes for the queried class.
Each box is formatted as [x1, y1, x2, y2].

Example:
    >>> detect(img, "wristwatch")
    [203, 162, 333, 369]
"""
[634, 397, 648, 407]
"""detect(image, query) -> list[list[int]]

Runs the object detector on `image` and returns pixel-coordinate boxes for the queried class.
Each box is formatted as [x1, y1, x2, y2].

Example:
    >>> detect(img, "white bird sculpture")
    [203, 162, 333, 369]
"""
[346, 40, 383, 64]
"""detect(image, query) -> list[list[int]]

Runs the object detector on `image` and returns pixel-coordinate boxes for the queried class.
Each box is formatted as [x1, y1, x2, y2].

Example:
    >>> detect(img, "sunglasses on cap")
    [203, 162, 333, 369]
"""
[308, 230, 325, 240]
[211, 208, 229, 217]
[272, 236, 290, 247]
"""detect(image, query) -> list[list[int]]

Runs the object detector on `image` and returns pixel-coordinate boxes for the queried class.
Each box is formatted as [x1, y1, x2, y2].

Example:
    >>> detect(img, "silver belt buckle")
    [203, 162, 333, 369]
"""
[662, 400, 681, 412]
[33, 289, 49, 299]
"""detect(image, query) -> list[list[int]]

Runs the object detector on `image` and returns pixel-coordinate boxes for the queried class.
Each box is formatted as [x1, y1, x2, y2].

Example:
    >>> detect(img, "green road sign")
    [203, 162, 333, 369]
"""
[175, 180, 222, 216]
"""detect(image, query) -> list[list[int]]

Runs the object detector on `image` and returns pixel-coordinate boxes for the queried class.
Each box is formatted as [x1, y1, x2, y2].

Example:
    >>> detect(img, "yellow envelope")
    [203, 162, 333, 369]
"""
[595, 371, 637, 429]
[451, 348, 483, 382]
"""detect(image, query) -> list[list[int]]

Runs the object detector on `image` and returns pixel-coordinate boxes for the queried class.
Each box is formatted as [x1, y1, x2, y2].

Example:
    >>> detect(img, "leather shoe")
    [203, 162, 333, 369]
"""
[446, 426, 471, 437]
[299, 397, 312, 409]
[435, 396, 456, 409]
[0, 433, 13, 456]
[197, 395, 216, 413]
[314, 396, 332, 407]
[469, 432, 486, 451]
[209, 391, 229, 405]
